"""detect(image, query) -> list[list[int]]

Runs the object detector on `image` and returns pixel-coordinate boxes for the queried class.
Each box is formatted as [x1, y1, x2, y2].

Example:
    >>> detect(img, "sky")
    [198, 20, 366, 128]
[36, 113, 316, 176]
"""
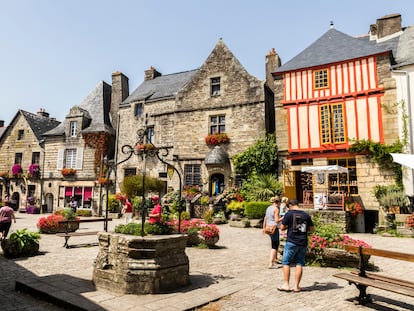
[1, 0, 414, 124]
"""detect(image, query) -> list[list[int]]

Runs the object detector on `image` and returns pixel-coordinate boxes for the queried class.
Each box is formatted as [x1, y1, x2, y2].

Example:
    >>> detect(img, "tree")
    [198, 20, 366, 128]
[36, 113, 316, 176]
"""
[121, 175, 165, 199]
[233, 134, 278, 178]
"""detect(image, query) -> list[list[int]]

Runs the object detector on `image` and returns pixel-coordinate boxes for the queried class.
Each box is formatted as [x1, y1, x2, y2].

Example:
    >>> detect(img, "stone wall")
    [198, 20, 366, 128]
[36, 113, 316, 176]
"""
[93, 232, 189, 294]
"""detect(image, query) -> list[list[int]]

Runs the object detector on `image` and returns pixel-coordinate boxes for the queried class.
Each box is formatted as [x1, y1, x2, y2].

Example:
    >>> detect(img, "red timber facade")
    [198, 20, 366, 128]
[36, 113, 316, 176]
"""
[269, 15, 407, 232]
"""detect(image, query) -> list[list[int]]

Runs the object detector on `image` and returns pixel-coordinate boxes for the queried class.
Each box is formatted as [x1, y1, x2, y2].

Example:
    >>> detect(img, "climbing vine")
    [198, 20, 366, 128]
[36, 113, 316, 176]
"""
[83, 132, 112, 177]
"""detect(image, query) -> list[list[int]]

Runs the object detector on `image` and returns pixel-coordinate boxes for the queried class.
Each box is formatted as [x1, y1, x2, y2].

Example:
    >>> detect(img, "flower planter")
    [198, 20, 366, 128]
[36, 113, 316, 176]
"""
[40, 221, 79, 234]
[1, 239, 39, 258]
[198, 234, 219, 247]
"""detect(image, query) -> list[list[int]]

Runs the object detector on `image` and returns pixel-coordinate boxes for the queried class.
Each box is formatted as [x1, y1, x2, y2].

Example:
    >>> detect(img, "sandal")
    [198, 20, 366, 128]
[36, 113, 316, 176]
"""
[277, 286, 292, 292]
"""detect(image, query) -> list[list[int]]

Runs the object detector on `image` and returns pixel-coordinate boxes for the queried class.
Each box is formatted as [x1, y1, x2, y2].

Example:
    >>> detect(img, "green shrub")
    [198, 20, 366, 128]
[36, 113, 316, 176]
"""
[226, 200, 244, 214]
[108, 194, 120, 212]
[114, 221, 172, 236]
[202, 209, 214, 224]
[76, 209, 92, 217]
[244, 201, 269, 219]
[115, 223, 143, 236]
[55, 208, 77, 220]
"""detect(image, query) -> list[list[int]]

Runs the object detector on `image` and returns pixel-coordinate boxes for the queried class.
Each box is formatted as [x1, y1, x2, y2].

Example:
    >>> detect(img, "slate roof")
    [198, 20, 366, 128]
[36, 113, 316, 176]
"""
[121, 70, 198, 105]
[21, 110, 61, 141]
[274, 28, 391, 74]
[204, 145, 229, 165]
[394, 25, 414, 67]
[44, 81, 114, 136]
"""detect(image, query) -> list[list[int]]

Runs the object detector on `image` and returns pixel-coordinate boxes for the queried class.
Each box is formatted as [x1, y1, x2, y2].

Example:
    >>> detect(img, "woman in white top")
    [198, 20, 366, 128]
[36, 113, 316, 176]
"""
[263, 195, 283, 268]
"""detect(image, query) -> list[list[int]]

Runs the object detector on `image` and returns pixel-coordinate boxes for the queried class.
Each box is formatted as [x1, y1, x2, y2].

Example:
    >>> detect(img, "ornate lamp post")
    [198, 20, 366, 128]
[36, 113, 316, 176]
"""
[115, 126, 184, 236]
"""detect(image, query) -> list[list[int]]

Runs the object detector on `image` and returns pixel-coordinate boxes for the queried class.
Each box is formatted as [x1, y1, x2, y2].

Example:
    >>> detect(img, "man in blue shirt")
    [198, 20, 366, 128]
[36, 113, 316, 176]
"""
[278, 199, 314, 293]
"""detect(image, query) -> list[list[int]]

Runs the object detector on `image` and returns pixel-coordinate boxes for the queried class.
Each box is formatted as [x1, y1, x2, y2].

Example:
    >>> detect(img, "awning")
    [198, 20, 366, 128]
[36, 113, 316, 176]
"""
[301, 165, 348, 174]
[390, 153, 414, 170]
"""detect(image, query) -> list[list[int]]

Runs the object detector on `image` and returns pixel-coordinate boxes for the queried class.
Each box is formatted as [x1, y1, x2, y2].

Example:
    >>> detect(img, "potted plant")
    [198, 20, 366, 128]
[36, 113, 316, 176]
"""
[198, 224, 220, 247]
[1, 228, 40, 258]
[374, 184, 409, 229]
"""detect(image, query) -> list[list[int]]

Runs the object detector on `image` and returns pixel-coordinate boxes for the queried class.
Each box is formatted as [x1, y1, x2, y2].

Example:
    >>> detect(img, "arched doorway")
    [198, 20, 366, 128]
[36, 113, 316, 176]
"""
[210, 173, 225, 196]
[45, 193, 54, 213]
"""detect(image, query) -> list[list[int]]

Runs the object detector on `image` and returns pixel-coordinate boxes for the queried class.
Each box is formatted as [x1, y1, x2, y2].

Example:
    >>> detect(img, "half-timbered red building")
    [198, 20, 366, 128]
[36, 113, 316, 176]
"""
[270, 14, 408, 232]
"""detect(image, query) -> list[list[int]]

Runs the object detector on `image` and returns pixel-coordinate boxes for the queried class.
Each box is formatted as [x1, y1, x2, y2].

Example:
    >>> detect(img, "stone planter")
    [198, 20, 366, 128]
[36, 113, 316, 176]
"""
[93, 232, 189, 294]
[198, 234, 219, 247]
[229, 219, 250, 228]
[1, 239, 39, 258]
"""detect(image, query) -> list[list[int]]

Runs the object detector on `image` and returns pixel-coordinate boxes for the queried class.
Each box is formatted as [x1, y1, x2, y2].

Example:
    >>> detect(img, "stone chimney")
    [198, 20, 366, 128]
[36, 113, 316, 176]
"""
[373, 13, 402, 39]
[0, 120, 4, 127]
[37, 108, 50, 118]
[144, 66, 162, 81]
[265, 48, 281, 91]
[111, 71, 129, 129]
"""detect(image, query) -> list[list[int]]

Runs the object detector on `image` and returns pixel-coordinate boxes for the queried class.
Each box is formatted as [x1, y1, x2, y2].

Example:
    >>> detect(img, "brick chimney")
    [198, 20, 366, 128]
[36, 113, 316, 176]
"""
[372, 13, 402, 39]
[111, 71, 129, 129]
[144, 66, 162, 81]
[265, 48, 281, 91]
[37, 108, 50, 118]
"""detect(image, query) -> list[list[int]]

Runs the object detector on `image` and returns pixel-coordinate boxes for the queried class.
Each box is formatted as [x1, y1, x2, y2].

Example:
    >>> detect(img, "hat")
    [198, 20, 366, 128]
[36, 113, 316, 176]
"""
[151, 195, 159, 202]
[281, 196, 289, 203]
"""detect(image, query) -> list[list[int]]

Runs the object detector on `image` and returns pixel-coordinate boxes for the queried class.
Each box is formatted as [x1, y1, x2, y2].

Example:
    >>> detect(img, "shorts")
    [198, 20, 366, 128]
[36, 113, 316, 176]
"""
[282, 241, 307, 266]
[269, 229, 280, 250]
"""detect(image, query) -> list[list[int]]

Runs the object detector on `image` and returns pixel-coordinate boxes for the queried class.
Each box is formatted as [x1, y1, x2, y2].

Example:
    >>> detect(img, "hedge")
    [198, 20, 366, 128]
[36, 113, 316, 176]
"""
[244, 201, 270, 219]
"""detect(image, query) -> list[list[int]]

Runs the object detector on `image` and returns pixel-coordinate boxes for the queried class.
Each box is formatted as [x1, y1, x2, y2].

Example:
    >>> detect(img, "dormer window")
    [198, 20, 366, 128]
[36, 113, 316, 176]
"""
[211, 77, 221, 96]
[135, 103, 143, 117]
[70, 121, 77, 137]
[313, 68, 329, 89]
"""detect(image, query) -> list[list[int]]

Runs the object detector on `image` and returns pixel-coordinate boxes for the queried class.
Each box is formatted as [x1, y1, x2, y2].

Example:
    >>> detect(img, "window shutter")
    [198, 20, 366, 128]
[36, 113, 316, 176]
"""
[76, 147, 83, 169]
[57, 149, 64, 170]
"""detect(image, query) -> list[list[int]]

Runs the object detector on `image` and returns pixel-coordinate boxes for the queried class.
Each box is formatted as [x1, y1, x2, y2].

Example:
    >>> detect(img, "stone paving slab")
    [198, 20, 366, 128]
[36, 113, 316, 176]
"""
[1, 213, 414, 310]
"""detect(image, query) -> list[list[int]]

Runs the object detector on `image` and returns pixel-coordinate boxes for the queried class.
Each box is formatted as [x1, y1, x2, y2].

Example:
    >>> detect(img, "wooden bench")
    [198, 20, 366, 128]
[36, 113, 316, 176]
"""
[56, 218, 112, 248]
[333, 245, 414, 305]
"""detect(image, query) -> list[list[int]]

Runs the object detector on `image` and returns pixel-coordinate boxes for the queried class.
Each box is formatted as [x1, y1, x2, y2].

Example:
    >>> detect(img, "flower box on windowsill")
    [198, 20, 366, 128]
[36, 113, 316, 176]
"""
[205, 133, 229, 146]
[61, 168, 77, 177]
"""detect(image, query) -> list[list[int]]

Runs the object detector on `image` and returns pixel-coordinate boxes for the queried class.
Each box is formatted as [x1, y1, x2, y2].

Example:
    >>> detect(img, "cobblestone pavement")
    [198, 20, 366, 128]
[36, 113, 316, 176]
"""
[1, 213, 414, 310]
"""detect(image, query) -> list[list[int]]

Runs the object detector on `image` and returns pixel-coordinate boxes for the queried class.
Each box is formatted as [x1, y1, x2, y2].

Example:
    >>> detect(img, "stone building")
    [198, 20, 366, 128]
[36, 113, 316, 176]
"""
[269, 13, 411, 232]
[42, 80, 126, 214]
[0, 109, 60, 211]
[114, 39, 275, 197]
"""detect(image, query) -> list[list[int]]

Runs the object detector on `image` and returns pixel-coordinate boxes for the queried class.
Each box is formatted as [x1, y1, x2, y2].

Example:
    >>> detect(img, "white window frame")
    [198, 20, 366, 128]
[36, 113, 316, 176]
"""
[70, 121, 77, 137]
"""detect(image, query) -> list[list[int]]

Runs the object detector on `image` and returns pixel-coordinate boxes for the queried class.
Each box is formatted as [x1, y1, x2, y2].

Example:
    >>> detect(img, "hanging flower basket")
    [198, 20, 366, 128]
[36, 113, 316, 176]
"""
[205, 133, 229, 146]
[98, 177, 113, 185]
[28, 163, 40, 178]
[135, 143, 155, 154]
[11, 164, 23, 177]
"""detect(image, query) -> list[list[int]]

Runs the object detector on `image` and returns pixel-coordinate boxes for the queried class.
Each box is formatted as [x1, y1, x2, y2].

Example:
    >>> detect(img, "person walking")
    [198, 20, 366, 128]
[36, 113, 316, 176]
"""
[0, 199, 16, 239]
[278, 199, 314, 293]
[263, 196, 283, 268]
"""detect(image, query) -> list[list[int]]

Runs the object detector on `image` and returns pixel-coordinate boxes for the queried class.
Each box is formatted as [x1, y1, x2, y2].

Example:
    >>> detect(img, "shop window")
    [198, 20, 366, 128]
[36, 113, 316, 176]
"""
[328, 158, 358, 194]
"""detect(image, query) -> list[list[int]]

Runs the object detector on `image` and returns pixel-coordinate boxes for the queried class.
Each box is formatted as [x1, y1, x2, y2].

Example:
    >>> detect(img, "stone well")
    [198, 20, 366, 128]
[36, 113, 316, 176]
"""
[93, 232, 189, 294]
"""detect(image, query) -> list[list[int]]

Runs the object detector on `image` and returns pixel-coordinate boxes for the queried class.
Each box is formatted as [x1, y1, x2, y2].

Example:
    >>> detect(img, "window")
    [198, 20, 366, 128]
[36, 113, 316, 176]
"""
[135, 103, 143, 117]
[124, 168, 137, 177]
[328, 158, 358, 194]
[15, 153, 22, 165]
[65, 149, 77, 168]
[210, 115, 225, 134]
[184, 164, 201, 186]
[17, 129, 24, 140]
[31, 152, 40, 164]
[146, 126, 154, 143]
[313, 69, 329, 89]
[320, 103, 345, 144]
[210, 77, 221, 96]
[70, 121, 77, 137]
